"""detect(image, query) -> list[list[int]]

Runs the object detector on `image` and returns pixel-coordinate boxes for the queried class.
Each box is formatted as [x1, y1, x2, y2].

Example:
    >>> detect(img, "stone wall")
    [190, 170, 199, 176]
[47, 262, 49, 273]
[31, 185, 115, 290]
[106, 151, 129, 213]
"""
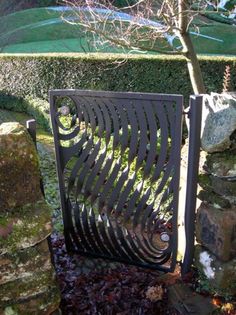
[0, 122, 60, 314]
[195, 93, 236, 296]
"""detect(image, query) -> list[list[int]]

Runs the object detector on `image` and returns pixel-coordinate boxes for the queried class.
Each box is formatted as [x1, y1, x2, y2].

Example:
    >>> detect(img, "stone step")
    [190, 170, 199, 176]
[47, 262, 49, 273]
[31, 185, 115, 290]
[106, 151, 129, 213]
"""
[168, 283, 217, 315]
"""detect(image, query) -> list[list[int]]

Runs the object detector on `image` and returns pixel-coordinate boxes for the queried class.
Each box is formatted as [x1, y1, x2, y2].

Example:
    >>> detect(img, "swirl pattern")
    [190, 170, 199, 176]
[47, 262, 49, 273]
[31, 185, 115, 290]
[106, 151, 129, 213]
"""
[50, 90, 183, 272]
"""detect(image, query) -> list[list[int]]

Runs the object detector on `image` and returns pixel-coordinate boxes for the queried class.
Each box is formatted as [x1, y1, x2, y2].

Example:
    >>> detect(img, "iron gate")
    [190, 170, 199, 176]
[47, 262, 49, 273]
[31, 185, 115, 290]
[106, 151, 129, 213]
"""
[49, 90, 202, 273]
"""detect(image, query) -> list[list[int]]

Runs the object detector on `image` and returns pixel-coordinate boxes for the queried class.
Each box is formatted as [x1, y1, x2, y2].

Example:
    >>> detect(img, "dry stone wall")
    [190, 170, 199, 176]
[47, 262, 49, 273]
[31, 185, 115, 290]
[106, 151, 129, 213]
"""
[0, 122, 60, 314]
[195, 93, 236, 296]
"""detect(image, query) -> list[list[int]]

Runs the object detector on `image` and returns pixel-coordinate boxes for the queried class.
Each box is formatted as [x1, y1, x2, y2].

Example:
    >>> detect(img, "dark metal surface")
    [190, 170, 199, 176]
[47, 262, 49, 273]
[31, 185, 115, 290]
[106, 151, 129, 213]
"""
[182, 95, 202, 274]
[26, 119, 36, 145]
[49, 89, 184, 272]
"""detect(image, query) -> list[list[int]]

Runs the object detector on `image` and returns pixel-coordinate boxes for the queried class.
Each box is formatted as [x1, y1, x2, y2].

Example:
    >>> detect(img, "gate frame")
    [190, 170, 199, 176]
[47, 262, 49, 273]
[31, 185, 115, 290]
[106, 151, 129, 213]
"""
[49, 90, 202, 274]
[182, 95, 202, 274]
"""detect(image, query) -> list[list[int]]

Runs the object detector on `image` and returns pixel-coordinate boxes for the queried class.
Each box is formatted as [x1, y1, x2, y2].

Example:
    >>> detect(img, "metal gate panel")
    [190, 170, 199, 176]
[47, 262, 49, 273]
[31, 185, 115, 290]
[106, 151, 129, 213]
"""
[50, 90, 184, 272]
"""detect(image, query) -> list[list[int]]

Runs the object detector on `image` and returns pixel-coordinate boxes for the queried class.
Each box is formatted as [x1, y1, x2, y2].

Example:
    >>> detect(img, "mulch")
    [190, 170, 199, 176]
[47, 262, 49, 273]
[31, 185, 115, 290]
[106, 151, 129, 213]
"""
[51, 233, 180, 315]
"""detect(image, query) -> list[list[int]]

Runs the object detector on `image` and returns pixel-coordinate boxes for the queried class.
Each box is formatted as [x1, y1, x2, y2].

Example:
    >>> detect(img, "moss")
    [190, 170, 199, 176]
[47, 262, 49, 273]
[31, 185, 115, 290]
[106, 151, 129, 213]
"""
[198, 174, 212, 191]
[36, 129, 54, 147]
[1, 286, 60, 315]
[204, 150, 236, 177]
[0, 122, 42, 210]
[198, 190, 231, 209]
[0, 199, 52, 254]
[0, 268, 59, 308]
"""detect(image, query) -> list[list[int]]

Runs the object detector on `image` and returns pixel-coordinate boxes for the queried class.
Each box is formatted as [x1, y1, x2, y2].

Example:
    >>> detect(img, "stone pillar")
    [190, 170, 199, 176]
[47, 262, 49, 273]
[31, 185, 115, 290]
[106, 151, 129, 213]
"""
[194, 93, 236, 296]
[0, 122, 60, 314]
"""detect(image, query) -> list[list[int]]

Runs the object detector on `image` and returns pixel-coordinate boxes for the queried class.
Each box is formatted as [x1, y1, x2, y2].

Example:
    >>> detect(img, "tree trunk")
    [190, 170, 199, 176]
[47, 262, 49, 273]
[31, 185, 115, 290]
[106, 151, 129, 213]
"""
[178, 0, 206, 95]
[179, 32, 206, 94]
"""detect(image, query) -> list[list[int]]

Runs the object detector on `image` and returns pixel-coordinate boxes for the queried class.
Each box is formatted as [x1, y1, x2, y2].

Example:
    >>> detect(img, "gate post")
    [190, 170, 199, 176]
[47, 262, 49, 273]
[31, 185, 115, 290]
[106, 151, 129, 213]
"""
[182, 95, 202, 275]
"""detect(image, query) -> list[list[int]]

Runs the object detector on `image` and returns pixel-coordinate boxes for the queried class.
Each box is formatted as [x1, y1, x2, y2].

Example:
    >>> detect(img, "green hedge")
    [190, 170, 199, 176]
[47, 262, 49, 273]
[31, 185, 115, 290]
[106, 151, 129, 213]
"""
[0, 53, 236, 103]
[0, 94, 51, 131]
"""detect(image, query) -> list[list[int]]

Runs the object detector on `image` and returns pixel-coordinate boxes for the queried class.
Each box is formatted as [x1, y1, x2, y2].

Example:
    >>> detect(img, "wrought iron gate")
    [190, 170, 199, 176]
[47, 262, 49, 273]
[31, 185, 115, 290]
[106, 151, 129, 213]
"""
[49, 90, 201, 272]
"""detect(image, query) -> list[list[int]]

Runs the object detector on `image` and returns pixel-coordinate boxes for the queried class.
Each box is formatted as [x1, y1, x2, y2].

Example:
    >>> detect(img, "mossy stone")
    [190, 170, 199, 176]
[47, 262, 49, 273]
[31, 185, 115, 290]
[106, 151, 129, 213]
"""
[0, 199, 52, 255]
[196, 203, 236, 261]
[0, 122, 42, 212]
[0, 270, 60, 314]
[210, 175, 236, 204]
[195, 245, 236, 296]
[0, 239, 52, 285]
[204, 150, 236, 178]
[201, 94, 236, 153]
[198, 190, 231, 209]
[198, 174, 212, 191]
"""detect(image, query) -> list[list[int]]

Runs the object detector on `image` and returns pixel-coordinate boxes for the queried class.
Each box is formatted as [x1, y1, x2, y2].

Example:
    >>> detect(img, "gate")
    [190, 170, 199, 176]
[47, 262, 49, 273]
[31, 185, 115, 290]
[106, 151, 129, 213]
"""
[49, 90, 202, 273]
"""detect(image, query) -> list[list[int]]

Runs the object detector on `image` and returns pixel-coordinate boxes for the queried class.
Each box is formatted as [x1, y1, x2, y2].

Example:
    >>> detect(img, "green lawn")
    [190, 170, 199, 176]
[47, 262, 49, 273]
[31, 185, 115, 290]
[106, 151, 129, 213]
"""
[0, 7, 235, 55]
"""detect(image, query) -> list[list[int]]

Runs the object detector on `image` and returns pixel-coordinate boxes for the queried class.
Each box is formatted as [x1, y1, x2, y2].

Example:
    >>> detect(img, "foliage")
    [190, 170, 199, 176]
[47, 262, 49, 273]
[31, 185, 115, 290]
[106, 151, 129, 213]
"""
[222, 65, 232, 92]
[0, 54, 236, 103]
[60, 0, 234, 94]
[0, 94, 51, 131]
[51, 233, 174, 314]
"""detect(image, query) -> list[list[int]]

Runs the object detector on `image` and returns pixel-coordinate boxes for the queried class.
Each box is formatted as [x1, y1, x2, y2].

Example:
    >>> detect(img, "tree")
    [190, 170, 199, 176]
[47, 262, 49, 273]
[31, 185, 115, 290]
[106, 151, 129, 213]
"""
[60, 0, 235, 94]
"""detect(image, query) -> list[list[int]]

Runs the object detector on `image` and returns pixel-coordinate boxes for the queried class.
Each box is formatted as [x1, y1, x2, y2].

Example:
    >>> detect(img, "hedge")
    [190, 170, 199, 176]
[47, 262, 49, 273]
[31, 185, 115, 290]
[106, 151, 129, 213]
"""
[0, 94, 51, 131]
[0, 53, 236, 104]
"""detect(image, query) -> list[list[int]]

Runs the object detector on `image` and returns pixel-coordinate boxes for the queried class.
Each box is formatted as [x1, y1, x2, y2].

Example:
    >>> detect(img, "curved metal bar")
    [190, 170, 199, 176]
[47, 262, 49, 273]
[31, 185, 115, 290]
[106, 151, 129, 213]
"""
[49, 89, 184, 272]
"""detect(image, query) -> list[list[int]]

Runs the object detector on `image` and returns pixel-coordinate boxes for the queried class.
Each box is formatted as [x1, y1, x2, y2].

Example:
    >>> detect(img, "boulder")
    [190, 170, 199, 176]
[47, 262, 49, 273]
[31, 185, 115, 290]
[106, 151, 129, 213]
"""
[0, 122, 42, 211]
[210, 175, 236, 205]
[201, 93, 236, 153]
[0, 239, 52, 285]
[195, 245, 236, 296]
[0, 269, 60, 315]
[0, 199, 52, 255]
[196, 203, 236, 261]
[0, 287, 60, 315]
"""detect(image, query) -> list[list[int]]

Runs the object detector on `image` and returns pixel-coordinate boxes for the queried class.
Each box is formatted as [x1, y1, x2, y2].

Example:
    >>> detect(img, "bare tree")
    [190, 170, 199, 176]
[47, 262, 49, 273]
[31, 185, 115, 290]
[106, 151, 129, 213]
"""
[60, 0, 232, 94]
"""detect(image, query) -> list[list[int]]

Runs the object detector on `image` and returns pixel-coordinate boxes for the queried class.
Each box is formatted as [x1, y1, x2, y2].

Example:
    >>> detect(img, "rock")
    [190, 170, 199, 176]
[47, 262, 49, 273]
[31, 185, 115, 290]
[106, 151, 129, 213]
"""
[0, 268, 59, 305]
[198, 173, 236, 205]
[0, 200, 52, 255]
[198, 190, 231, 209]
[210, 175, 236, 204]
[196, 203, 236, 261]
[203, 150, 236, 179]
[0, 122, 42, 211]
[168, 283, 217, 315]
[0, 239, 52, 285]
[198, 173, 212, 191]
[201, 93, 236, 153]
[195, 245, 236, 295]
[0, 121, 60, 313]
[0, 283, 60, 315]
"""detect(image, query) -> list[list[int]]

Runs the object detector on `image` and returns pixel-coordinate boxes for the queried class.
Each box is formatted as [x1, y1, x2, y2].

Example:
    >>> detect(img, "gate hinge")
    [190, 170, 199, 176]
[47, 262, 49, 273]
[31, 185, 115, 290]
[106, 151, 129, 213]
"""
[183, 109, 191, 118]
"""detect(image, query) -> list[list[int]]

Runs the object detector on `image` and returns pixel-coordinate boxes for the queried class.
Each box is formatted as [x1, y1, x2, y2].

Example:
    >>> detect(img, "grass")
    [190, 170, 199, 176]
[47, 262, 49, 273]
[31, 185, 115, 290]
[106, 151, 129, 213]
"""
[1, 38, 128, 54]
[189, 22, 236, 55]
[0, 7, 235, 54]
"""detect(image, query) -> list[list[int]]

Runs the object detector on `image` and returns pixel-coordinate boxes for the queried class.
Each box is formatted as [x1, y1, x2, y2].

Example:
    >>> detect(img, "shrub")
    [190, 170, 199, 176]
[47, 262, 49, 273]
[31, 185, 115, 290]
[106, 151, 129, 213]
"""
[0, 93, 51, 131]
[0, 54, 235, 104]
